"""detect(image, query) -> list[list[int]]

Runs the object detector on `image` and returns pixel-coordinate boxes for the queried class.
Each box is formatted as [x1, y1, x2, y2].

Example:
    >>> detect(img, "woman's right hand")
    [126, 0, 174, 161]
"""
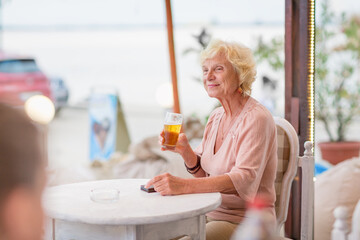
[159, 131, 190, 156]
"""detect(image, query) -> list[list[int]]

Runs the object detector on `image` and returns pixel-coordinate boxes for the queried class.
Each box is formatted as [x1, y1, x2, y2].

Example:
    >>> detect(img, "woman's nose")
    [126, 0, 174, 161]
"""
[205, 69, 215, 81]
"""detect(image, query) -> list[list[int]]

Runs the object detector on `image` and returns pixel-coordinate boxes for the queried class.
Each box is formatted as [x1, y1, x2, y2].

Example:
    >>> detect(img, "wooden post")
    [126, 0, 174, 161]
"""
[165, 0, 181, 114]
[284, 0, 312, 238]
[285, 0, 311, 152]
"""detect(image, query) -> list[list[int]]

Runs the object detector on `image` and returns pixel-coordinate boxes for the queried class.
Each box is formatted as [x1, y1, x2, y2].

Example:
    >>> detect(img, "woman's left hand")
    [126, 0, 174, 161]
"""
[145, 173, 188, 196]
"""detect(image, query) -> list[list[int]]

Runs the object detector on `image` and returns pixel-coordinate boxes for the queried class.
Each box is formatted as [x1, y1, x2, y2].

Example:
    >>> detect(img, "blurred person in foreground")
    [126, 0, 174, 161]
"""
[146, 39, 277, 240]
[0, 103, 46, 240]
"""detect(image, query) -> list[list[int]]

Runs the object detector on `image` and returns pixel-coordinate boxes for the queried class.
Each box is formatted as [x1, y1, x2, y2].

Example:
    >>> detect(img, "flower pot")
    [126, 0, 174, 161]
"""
[318, 141, 360, 165]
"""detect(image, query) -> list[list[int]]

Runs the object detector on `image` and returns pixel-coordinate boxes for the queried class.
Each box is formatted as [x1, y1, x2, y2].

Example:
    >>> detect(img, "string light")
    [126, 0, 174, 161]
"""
[308, 0, 315, 144]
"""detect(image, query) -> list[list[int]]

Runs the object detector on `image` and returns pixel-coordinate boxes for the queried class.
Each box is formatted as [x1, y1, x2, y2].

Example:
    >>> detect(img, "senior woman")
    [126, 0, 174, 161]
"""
[146, 39, 277, 240]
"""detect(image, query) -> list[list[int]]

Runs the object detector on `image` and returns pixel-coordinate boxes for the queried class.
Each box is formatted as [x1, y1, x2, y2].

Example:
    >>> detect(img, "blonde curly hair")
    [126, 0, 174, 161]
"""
[200, 39, 257, 96]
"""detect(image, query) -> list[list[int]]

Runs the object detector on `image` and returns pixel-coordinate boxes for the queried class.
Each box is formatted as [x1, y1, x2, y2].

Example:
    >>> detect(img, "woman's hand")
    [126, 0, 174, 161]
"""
[146, 174, 237, 195]
[145, 173, 188, 196]
[159, 131, 203, 176]
[158, 131, 191, 156]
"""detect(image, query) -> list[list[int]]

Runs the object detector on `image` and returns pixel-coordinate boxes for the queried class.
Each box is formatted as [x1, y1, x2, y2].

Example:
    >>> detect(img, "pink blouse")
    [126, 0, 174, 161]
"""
[195, 97, 277, 224]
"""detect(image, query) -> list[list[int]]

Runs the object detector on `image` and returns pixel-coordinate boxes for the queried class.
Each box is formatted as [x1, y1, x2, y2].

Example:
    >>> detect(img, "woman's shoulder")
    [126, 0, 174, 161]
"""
[211, 106, 224, 115]
[206, 106, 223, 125]
[244, 97, 275, 125]
[209, 106, 224, 119]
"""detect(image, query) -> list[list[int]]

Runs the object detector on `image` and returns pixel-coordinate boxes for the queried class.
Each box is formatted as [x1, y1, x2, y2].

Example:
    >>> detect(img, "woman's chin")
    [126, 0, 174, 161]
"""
[207, 92, 217, 98]
[206, 89, 217, 97]
[206, 90, 223, 99]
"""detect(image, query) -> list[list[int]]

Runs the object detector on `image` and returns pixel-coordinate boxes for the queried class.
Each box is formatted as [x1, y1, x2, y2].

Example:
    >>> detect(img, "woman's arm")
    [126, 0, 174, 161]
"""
[159, 132, 207, 177]
[146, 173, 237, 196]
[185, 175, 237, 194]
[159, 110, 218, 178]
[178, 135, 207, 178]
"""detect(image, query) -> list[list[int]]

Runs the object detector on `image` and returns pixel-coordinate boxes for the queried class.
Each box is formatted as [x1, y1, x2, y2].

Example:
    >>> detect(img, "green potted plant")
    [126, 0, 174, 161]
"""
[315, 1, 360, 165]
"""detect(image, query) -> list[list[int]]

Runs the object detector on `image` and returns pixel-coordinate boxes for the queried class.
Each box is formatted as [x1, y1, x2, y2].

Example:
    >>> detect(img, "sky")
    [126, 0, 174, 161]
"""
[1, 0, 287, 27]
[1, 0, 359, 28]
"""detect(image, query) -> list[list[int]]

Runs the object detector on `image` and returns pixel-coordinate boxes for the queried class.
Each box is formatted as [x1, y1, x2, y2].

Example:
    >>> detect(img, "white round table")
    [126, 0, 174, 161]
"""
[43, 179, 221, 240]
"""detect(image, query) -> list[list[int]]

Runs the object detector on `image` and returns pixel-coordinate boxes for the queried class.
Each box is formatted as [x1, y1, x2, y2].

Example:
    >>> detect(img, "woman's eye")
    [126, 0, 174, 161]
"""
[215, 67, 223, 71]
[203, 69, 208, 74]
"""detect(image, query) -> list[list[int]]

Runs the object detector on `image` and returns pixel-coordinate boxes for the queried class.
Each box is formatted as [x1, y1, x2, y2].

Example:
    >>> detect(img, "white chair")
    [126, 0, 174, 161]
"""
[332, 200, 360, 240]
[274, 117, 314, 240]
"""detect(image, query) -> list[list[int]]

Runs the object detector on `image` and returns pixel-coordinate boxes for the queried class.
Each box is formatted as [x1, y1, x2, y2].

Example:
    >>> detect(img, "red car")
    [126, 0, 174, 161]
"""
[0, 52, 53, 106]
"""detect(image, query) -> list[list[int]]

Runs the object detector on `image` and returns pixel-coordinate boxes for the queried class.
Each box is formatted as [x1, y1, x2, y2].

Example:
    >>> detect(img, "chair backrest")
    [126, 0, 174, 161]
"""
[274, 117, 299, 234]
[274, 117, 314, 240]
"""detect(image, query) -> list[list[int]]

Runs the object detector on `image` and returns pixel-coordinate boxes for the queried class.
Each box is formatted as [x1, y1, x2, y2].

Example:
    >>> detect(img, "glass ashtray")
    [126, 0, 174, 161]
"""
[90, 188, 120, 203]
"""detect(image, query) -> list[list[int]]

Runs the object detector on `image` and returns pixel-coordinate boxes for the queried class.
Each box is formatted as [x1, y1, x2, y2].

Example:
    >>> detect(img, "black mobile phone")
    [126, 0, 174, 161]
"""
[140, 185, 156, 193]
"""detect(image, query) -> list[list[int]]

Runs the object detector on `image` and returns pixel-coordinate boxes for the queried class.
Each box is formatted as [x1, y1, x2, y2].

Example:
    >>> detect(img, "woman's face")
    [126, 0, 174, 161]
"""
[202, 53, 239, 99]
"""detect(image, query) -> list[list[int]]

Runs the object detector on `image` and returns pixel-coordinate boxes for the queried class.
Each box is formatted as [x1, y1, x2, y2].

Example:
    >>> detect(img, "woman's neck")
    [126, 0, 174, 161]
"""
[219, 94, 249, 118]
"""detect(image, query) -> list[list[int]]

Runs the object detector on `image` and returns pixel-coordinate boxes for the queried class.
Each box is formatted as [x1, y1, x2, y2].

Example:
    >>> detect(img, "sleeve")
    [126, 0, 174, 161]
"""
[194, 109, 219, 157]
[225, 110, 276, 202]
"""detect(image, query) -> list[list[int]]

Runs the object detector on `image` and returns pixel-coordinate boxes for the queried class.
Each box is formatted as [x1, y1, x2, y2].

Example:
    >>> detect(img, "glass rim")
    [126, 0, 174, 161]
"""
[164, 112, 183, 124]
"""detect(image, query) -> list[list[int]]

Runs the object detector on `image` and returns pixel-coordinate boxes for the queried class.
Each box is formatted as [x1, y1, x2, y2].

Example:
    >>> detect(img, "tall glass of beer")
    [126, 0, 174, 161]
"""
[162, 112, 183, 150]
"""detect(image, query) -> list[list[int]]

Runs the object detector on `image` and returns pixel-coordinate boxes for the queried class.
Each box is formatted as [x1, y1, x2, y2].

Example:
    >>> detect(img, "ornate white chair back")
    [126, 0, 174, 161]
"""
[274, 117, 314, 240]
[274, 117, 299, 233]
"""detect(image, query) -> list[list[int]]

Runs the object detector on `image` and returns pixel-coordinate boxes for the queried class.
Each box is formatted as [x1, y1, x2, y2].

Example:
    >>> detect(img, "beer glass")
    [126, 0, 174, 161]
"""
[162, 112, 183, 150]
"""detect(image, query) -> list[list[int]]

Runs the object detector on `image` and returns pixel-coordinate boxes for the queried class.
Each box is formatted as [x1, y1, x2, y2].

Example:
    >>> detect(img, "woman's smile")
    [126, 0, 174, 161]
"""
[208, 83, 220, 88]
